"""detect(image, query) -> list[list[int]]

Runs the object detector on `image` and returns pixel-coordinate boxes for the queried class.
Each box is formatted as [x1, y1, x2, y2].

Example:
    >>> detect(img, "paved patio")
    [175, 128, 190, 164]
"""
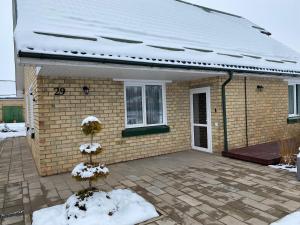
[1, 137, 300, 225]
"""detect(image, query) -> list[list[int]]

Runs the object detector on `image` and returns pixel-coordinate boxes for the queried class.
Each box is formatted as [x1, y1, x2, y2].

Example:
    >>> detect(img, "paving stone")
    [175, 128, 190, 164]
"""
[246, 217, 268, 225]
[163, 187, 183, 196]
[24, 214, 32, 225]
[156, 218, 178, 225]
[237, 191, 265, 202]
[219, 215, 248, 225]
[146, 186, 165, 196]
[178, 194, 201, 206]
[120, 180, 136, 187]
[218, 204, 251, 222]
[197, 203, 226, 220]
[185, 206, 201, 217]
[127, 175, 140, 181]
[2, 215, 24, 225]
[195, 212, 224, 225]
[241, 198, 272, 211]
[241, 206, 278, 223]
[199, 195, 225, 207]
[283, 200, 300, 211]
[1, 137, 300, 225]
[159, 193, 181, 205]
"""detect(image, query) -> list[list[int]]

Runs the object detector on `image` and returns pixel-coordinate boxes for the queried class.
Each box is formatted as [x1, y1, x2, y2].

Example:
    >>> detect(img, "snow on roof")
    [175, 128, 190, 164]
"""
[14, 0, 300, 75]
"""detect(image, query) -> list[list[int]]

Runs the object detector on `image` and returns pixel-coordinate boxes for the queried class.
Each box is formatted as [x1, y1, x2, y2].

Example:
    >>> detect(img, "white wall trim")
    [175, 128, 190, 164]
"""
[190, 87, 213, 153]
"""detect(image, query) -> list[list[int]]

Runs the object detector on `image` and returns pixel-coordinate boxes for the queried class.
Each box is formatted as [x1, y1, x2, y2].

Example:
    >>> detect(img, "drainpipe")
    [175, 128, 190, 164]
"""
[222, 71, 233, 152]
[244, 77, 249, 147]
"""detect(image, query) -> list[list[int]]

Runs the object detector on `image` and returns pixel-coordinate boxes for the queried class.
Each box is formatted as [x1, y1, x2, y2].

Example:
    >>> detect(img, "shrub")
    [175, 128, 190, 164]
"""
[279, 138, 298, 165]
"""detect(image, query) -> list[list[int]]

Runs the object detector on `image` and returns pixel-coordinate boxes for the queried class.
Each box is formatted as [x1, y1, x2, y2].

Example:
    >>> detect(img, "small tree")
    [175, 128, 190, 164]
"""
[71, 116, 109, 191]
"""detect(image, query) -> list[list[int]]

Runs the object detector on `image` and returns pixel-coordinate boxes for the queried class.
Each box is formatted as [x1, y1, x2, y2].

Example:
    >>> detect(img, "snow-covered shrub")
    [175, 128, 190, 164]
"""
[30, 116, 159, 225]
[72, 116, 109, 191]
[81, 116, 102, 136]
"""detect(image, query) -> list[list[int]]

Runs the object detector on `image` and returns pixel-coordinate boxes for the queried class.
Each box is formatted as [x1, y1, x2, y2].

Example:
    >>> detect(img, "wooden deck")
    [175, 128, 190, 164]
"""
[222, 142, 281, 165]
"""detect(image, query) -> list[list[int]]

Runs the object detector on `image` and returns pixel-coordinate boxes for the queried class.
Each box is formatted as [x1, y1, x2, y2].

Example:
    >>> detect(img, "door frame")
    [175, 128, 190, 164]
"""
[190, 87, 213, 153]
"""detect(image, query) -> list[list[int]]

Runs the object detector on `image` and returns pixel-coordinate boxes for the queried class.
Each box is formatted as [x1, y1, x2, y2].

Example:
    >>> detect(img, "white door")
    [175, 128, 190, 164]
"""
[190, 87, 212, 153]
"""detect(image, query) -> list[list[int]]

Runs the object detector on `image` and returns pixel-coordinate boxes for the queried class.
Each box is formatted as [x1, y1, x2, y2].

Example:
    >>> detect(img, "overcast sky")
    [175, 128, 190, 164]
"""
[0, 0, 300, 96]
[0, 0, 15, 96]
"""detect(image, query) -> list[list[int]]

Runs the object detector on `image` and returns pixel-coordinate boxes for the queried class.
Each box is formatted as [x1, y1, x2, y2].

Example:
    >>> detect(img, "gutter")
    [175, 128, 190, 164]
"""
[221, 71, 233, 152]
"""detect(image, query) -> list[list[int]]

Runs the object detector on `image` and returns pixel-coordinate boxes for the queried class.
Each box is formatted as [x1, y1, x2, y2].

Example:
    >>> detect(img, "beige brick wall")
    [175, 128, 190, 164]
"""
[34, 76, 191, 176]
[224, 76, 248, 149]
[245, 77, 288, 145]
[0, 99, 24, 122]
[222, 75, 297, 149]
[24, 66, 41, 172]
[23, 65, 300, 176]
[191, 75, 299, 150]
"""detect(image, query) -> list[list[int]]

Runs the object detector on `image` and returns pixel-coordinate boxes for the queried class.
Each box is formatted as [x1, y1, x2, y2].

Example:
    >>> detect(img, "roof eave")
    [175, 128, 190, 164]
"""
[18, 50, 300, 77]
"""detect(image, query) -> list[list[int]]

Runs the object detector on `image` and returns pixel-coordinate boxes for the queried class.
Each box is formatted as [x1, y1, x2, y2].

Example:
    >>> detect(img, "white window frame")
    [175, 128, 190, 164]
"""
[288, 81, 300, 118]
[124, 81, 167, 128]
[288, 84, 297, 117]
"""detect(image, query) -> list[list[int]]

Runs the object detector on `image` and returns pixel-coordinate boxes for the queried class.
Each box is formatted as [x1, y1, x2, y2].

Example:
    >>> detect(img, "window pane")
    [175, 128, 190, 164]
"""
[288, 85, 295, 115]
[297, 85, 300, 114]
[126, 86, 143, 125]
[193, 93, 207, 124]
[146, 85, 163, 125]
[194, 126, 208, 148]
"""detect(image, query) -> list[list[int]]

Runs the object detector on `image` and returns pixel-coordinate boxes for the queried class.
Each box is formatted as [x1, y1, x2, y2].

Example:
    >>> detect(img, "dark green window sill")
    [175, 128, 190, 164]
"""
[287, 116, 300, 124]
[122, 125, 170, 138]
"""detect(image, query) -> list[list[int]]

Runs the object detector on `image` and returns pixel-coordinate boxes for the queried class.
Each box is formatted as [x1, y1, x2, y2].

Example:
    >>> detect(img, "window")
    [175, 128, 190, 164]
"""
[125, 81, 167, 128]
[288, 84, 300, 117]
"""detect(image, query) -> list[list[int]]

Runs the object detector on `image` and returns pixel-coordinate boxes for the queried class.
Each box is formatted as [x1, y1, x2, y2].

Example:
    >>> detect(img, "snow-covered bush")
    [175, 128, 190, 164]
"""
[72, 116, 109, 190]
[32, 116, 158, 225]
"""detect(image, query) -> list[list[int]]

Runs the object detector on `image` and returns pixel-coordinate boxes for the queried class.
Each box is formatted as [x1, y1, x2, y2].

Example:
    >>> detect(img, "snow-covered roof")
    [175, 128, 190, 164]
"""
[14, 0, 300, 75]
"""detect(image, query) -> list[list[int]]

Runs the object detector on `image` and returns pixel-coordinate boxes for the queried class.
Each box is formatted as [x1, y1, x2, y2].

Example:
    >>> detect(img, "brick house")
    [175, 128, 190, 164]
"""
[13, 0, 300, 176]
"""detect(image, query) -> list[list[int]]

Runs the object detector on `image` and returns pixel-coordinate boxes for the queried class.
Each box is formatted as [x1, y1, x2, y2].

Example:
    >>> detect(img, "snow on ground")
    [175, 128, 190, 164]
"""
[32, 189, 159, 225]
[271, 211, 300, 225]
[269, 164, 297, 173]
[0, 123, 26, 140]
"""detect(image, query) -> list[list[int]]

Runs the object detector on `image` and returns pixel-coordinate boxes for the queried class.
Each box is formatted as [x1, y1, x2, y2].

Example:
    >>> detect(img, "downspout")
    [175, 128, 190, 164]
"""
[244, 77, 249, 147]
[222, 71, 233, 152]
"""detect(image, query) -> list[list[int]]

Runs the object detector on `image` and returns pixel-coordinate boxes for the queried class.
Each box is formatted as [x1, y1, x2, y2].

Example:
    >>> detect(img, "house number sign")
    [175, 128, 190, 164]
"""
[54, 87, 66, 96]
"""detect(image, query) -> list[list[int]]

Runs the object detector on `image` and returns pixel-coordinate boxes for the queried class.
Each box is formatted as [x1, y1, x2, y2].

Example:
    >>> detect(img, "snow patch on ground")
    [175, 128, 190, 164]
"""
[0, 123, 26, 140]
[269, 164, 297, 173]
[81, 116, 101, 126]
[270, 211, 300, 225]
[80, 143, 101, 154]
[32, 189, 159, 225]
